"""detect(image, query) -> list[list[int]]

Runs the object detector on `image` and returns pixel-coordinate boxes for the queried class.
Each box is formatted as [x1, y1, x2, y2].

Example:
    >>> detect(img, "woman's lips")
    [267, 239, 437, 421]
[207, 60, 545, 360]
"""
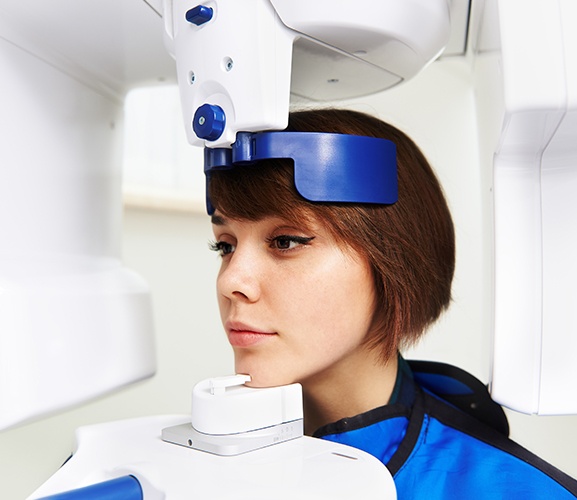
[226, 322, 277, 348]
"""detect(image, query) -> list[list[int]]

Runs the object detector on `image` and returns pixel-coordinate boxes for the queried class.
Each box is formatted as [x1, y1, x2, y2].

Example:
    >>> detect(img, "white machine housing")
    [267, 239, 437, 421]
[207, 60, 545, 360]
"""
[164, 0, 452, 147]
[474, 0, 577, 414]
[27, 414, 397, 499]
[0, 0, 173, 431]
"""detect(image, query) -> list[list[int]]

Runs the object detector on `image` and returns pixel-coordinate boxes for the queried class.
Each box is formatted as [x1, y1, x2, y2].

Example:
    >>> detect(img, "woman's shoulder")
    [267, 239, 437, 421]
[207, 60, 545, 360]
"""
[400, 362, 577, 499]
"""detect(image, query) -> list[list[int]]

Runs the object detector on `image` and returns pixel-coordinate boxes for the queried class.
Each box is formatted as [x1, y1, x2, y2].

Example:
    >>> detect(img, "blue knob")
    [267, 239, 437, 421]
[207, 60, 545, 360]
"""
[193, 104, 226, 141]
[186, 5, 213, 26]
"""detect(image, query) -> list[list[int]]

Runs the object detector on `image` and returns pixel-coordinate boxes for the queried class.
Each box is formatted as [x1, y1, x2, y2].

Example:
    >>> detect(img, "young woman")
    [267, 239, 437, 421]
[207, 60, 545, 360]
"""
[207, 109, 577, 498]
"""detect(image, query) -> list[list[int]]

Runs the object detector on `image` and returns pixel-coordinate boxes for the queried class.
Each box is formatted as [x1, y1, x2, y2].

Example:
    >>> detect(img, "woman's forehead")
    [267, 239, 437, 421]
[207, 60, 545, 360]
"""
[211, 210, 317, 230]
[211, 204, 316, 226]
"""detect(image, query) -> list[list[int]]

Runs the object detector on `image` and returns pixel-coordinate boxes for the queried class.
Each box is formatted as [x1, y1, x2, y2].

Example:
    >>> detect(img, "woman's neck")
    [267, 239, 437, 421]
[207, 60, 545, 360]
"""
[301, 348, 398, 436]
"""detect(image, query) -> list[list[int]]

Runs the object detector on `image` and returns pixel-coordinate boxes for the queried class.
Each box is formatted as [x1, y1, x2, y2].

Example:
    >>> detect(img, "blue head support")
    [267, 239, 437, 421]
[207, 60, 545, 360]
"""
[203, 131, 397, 215]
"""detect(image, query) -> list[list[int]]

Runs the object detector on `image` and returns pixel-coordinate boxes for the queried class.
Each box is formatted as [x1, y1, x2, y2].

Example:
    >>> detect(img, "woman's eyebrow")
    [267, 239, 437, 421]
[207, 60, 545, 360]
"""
[211, 214, 227, 226]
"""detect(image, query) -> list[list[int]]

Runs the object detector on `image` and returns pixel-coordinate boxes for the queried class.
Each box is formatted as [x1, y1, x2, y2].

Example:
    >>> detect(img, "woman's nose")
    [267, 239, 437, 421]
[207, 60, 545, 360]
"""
[217, 247, 261, 303]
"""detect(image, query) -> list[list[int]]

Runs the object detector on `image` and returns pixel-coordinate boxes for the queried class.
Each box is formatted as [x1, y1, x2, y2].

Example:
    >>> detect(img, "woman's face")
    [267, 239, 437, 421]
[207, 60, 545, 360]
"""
[211, 211, 377, 388]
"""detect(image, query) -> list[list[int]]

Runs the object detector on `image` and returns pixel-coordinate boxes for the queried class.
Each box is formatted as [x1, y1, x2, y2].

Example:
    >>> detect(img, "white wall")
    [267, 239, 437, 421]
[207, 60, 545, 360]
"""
[1, 58, 576, 499]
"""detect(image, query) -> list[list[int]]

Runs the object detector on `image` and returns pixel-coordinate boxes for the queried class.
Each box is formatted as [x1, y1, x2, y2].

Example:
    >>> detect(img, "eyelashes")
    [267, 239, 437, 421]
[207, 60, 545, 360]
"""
[208, 240, 235, 256]
[265, 235, 315, 251]
[209, 235, 315, 257]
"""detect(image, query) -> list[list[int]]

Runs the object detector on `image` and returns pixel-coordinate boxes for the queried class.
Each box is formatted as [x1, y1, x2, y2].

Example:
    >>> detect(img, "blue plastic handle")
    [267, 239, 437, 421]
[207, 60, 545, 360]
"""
[204, 131, 397, 214]
[37, 475, 143, 500]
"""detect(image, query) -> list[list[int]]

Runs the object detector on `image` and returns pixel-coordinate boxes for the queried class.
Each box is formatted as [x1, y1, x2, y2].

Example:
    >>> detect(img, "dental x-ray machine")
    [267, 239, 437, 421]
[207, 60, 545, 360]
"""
[1, 0, 576, 498]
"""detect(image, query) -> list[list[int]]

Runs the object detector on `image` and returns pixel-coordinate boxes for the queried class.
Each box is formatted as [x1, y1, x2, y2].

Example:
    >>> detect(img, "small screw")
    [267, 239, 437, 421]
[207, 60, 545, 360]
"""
[224, 57, 234, 72]
[198, 116, 206, 125]
[189, 71, 196, 84]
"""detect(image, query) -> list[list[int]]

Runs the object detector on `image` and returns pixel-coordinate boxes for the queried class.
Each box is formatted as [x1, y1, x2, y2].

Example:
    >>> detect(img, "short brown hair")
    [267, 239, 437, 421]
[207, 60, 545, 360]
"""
[208, 108, 455, 360]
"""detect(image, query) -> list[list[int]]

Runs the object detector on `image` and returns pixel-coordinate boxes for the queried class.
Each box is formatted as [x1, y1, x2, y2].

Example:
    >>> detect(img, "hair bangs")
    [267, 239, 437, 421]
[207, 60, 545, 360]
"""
[208, 159, 313, 224]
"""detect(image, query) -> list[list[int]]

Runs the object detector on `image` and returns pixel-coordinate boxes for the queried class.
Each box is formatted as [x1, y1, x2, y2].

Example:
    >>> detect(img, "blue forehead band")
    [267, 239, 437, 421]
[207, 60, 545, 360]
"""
[204, 131, 397, 215]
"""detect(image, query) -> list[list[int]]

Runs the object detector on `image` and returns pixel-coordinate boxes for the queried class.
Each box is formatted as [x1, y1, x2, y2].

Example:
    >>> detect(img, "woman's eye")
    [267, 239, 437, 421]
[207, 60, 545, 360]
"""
[269, 235, 315, 251]
[209, 240, 235, 256]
